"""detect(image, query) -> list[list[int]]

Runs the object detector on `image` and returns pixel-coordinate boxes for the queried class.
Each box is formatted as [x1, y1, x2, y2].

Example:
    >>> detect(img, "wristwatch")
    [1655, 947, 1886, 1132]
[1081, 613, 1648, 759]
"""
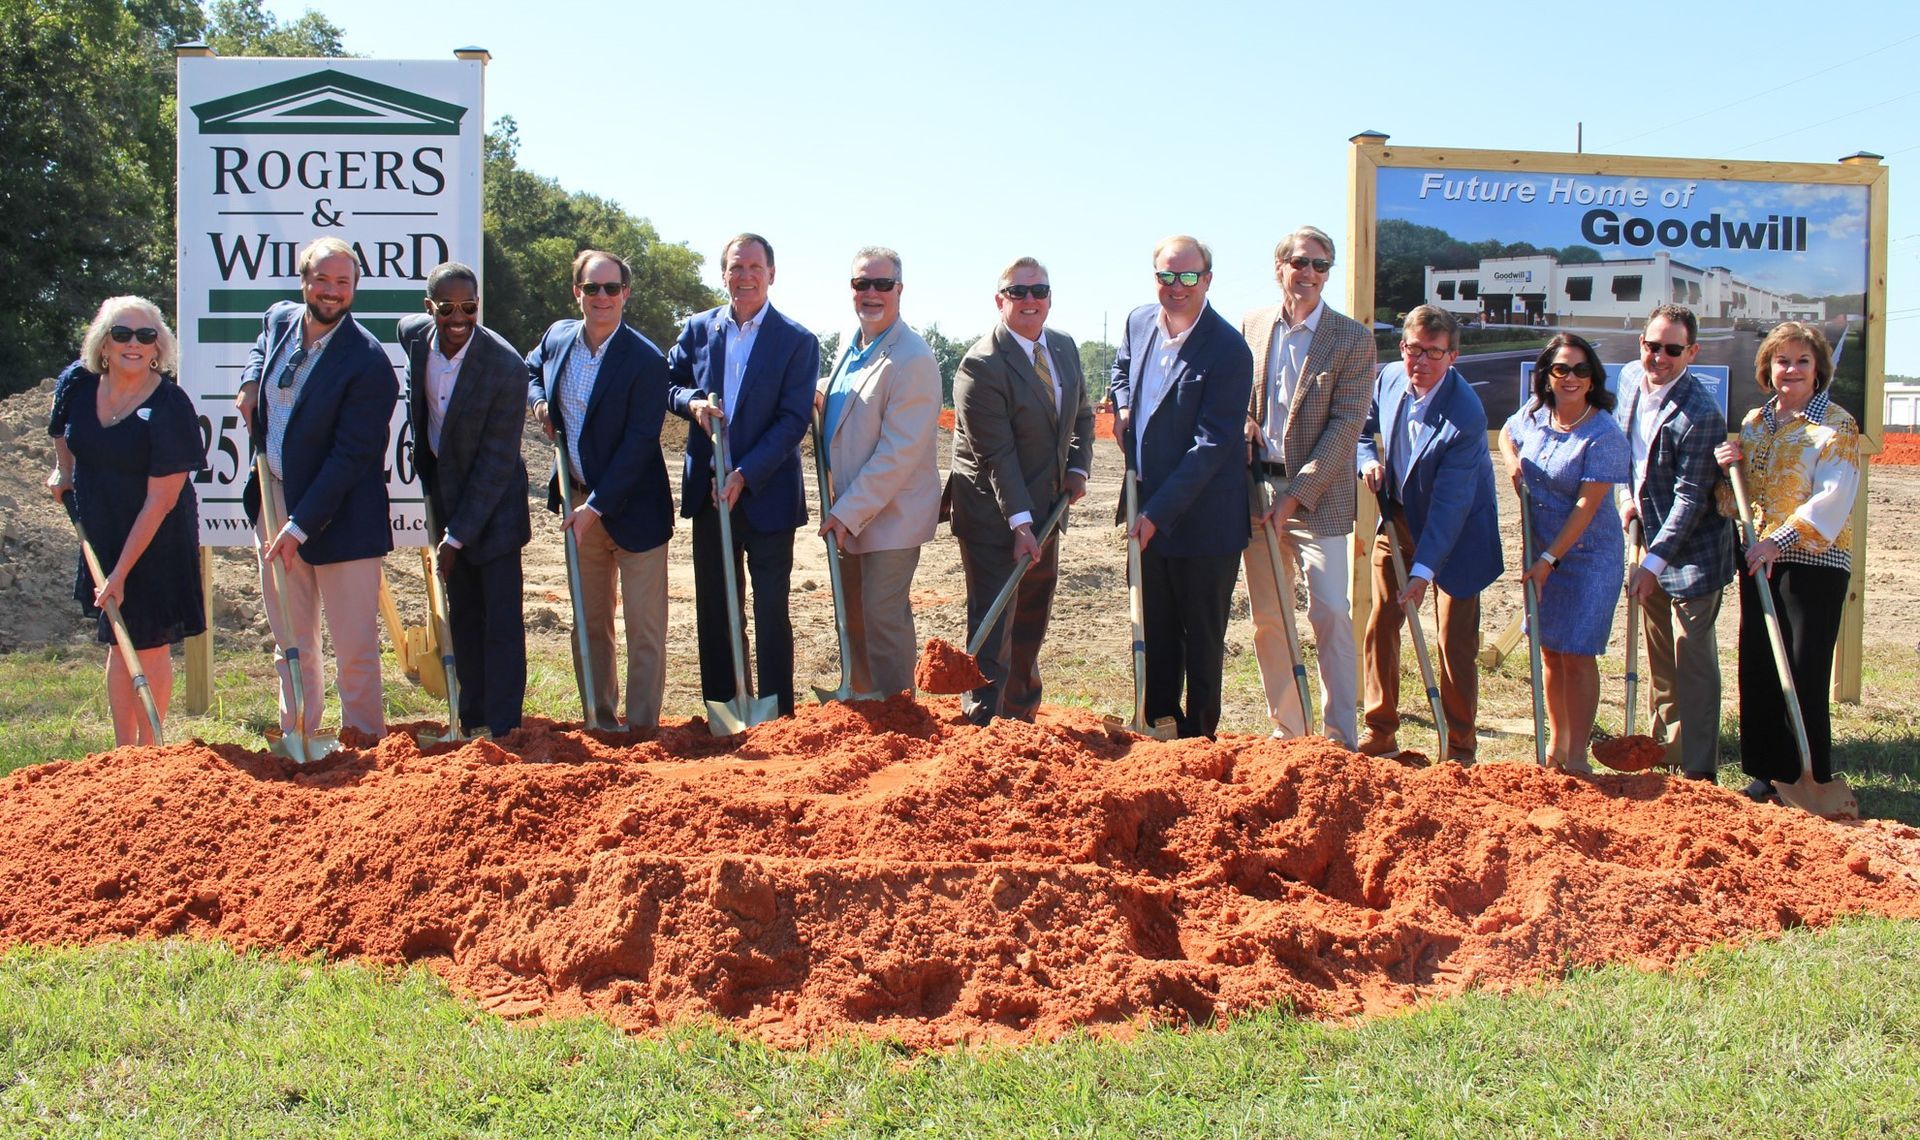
[1538, 550, 1559, 568]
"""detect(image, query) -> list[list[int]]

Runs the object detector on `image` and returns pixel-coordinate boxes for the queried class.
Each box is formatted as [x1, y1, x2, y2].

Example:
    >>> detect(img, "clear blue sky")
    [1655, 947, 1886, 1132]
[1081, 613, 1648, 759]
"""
[264, 0, 1920, 375]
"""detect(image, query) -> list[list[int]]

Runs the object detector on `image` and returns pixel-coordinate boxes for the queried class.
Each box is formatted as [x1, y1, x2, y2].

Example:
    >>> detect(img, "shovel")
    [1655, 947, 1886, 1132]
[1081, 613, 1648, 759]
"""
[918, 494, 1070, 696]
[61, 491, 164, 745]
[1517, 492, 1550, 767]
[810, 409, 883, 703]
[1103, 471, 1176, 741]
[553, 439, 603, 731]
[1593, 518, 1666, 772]
[1377, 489, 1448, 763]
[1727, 463, 1858, 819]
[705, 412, 779, 736]
[1249, 470, 1315, 734]
[415, 495, 465, 746]
[253, 453, 340, 764]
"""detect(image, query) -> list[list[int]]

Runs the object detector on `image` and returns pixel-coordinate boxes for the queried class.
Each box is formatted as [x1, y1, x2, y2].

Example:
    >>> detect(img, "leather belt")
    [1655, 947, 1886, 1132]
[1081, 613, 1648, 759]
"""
[1255, 460, 1289, 478]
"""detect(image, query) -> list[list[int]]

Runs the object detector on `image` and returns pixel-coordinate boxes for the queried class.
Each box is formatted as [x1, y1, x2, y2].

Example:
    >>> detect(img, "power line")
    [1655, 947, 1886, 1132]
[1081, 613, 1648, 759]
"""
[1604, 33, 1920, 150]
[1717, 89, 1920, 158]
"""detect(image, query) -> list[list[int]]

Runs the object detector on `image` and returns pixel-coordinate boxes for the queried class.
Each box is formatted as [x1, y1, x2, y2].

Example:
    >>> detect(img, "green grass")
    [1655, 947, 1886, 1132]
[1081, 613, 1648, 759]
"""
[2, 921, 1916, 1136]
[4, 640, 1918, 1135]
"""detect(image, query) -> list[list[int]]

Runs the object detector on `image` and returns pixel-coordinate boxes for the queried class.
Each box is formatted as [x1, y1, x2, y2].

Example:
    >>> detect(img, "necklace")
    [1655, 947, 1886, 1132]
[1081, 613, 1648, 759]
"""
[98, 377, 155, 427]
[1550, 404, 1593, 433]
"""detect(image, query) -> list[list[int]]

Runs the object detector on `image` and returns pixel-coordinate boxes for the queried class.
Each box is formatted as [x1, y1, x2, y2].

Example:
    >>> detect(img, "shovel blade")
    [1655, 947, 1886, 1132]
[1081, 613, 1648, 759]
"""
[1102, 713, 1176, 741]
[705, 693, 781, 737]
[812, 683, 883, 704]
[1773, 773, 1859, 820]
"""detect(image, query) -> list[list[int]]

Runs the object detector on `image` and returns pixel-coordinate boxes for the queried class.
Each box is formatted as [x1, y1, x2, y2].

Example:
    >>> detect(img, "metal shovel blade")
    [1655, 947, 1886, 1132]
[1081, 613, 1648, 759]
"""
[705, 692, 781, 737]
[1772, 772, 1859, 820]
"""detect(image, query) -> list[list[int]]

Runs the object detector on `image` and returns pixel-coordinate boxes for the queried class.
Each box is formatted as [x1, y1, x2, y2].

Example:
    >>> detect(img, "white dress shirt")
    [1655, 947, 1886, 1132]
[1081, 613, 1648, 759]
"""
[1258, 299, 1323, 465]
[1134, 303, 1206, 473]
[720, 302, 765, 416]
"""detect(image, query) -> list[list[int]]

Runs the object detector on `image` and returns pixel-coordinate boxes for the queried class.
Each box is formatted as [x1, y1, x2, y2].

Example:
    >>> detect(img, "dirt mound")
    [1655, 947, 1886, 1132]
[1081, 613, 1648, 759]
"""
[1593, 734, 1667, 772]
[4, 697, 1918, 1049]
[915, 637, 987, 694]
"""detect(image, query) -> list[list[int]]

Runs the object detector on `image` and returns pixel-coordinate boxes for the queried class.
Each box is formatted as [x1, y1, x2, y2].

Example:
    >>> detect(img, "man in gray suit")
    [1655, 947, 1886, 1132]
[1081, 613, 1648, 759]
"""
[947, 256, 1094, 724]
[397, 261, 531, 737]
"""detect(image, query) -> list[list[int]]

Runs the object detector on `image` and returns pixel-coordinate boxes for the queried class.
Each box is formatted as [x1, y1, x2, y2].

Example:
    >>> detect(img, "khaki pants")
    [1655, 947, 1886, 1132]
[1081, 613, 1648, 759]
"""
[568, 489, 667, 730]
[256, 477, 384, 737]
[838, 545, 921, 696]
[1362, 518, 1480, 761]
[1245, 507, 1359, 748]
[1642, 584, 1723, 777]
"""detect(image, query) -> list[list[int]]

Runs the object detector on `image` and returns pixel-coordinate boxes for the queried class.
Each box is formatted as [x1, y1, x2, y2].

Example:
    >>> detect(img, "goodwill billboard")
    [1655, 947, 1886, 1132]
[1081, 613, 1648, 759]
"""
[1366, 156, 1875, 434]
[177, 55, 485, 546]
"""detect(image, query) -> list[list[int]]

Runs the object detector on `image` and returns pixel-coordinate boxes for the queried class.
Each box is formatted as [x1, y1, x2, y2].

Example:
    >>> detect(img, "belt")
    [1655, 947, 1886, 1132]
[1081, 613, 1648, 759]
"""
[1255, 460, 1289, 478]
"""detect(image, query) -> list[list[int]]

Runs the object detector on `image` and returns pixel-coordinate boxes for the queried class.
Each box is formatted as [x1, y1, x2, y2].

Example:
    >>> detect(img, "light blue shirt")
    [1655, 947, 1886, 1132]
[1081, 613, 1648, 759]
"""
[719, 303, 766, 416]
[558, 326, 609, 489]
[825, 321, 895, 442]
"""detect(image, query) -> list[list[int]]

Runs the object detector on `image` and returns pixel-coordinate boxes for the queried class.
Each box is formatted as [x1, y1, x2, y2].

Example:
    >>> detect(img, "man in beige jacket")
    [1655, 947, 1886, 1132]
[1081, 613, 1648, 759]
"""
[817, 246, 942, 695]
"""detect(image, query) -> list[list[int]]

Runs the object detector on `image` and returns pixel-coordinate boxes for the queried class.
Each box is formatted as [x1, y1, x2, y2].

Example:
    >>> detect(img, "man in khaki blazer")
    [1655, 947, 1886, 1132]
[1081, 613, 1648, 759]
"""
[1241, 225, 1377, 748]
[947, 256, 1094, 724]
[817, 246, 942, 695]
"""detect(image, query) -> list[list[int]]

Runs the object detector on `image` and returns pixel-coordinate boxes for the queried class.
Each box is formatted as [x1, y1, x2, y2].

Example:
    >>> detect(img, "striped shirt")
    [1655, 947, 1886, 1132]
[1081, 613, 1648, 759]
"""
[557, 327, 610, 484]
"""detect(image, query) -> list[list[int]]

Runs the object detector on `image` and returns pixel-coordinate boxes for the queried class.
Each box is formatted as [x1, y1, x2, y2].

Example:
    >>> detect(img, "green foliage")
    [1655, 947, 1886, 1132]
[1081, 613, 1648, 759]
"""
[203, 0, 346, 57]
[817, 331, 841, 377]
[480, 118, 721, 353]
[1079, 338, 1117, 403]
[916, 323, 975, 407]
[1375, 219, 1608, 319]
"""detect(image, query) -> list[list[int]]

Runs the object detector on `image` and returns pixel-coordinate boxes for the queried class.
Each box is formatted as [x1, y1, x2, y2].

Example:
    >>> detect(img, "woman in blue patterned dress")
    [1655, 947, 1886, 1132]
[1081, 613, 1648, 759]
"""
[45, 297, 206, 746]
[1498, 333, 1630, 772]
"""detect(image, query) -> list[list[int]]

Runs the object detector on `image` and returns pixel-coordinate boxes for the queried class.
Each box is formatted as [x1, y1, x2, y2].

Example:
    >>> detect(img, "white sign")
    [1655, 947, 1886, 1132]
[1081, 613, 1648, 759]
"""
[176, 57, 485, 546]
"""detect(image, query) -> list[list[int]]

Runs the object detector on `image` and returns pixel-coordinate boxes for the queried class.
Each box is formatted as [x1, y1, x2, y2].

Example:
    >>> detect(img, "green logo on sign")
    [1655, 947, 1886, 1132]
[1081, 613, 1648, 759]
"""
[191, 68, 468, 136]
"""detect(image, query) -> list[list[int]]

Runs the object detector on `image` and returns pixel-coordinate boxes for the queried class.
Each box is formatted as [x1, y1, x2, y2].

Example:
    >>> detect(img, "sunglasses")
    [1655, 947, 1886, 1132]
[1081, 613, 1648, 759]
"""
[1000, 284, 1051, 300]
[1547, 362, 1593, 379]
[850, 277, 898, 292]
[276, 345, 308, 389]
[1641, 339, 1690, 357]
[577, 281, 626, 296]
[1401, 342, 1451, 361]
[109, 326, 160, 345]
[430, 300, 479, 317]
[1155, 271, 1203, 287]
[1285, 256, 1333, 273]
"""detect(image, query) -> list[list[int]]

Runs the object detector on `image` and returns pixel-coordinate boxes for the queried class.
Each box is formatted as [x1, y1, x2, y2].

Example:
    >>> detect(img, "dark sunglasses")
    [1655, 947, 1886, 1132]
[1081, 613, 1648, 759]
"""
[577, 281, 626, 296]
[430, 299, 479, 317]
[1400, 342, 1451, 361]
[276, 345, 308, 389]
[850, 277, 898, 292]
[1000, 284, 1052, 300]
[1155, 270, 1203, 287]
[1641, 339, 1689, 357]
[1285, 256, 1333, 273]
[109, 326, 160, 345]
[1547, 362, 1594, 379]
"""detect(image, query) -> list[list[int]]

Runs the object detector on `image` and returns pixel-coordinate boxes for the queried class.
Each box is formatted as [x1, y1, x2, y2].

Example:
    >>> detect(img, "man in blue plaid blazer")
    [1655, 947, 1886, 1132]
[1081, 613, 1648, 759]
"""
[1620, 304, 1735, 780]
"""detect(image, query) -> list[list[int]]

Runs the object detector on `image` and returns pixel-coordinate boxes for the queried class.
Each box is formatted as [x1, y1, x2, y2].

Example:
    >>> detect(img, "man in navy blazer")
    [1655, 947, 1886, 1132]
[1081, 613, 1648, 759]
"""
[1620, 303, 1733, 780]
[527, 250, 675, 731]
[1108, 235, 1255, 738]
[1356, 305, 1503, 761]
[237, 236, 398, 739]
[398, 262, 531, 738]
[668, 233, 817, 718]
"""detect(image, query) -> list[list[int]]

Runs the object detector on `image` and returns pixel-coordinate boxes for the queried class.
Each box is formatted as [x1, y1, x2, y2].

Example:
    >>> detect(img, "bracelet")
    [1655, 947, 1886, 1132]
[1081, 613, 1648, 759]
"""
[1537, 550, 1559, 568]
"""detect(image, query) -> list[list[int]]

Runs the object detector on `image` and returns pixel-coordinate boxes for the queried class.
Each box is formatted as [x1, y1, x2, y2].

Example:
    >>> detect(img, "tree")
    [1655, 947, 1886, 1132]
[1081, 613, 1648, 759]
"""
[818, 332, 841, 378]
[1078, 339, 1117, 403]
[915, 323, 974, 407]
[479, 118, 721, 352]
[203, 0, 345, 57]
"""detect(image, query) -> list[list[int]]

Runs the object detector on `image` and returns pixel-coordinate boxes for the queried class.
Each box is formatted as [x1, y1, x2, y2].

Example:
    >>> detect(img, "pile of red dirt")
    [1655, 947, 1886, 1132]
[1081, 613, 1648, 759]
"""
[1592, 734, 1668, 773]
[4, 697, 1919, 1049]
[1873, 430, 1920, 466]
[915, 637, 988, 694]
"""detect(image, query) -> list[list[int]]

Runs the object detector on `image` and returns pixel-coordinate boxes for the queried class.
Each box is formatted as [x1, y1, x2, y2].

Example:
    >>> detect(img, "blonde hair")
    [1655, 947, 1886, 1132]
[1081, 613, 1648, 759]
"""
[81, 296, 179, 375]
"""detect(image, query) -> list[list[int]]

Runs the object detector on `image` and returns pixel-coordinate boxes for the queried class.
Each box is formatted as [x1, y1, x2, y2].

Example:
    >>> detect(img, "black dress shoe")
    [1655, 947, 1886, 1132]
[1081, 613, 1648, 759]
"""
[1741, 777, 1776, 803]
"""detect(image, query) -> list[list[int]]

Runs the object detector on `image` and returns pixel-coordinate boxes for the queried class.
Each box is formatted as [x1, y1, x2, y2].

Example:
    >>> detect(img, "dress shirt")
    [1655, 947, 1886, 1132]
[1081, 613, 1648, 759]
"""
[1400, 380, 1440, 584]
[1258, 299, 1323, 465]
[1001, 324, 1085, 531]
[825, 321, 894, 443]
[427, 330, 472, 546]
[1134, 303, 1204, 472]
[719, 302, 765, 417]
[1626, 362, 1683, 576]
[263, 320, 340, 482]
[558, 326, 610, 507]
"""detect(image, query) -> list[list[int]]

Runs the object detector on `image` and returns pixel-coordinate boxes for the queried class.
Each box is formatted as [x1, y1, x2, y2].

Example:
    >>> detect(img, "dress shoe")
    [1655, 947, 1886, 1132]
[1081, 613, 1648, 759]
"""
[1355, 732, 1399, 757]
[1740, 777, 1777, 804]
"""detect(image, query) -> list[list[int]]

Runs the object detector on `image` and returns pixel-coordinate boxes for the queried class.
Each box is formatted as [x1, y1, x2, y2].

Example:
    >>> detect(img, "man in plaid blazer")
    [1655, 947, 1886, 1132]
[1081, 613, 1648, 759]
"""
[1240, 226, 1376, 748]
[1621, 303, 1734, 780]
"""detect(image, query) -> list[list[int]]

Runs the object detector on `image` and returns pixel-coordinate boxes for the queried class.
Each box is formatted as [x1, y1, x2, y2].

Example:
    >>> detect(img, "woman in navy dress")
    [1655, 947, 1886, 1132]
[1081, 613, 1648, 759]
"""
[46, 297, 206, 746]
[1498, 333, 1630, 773]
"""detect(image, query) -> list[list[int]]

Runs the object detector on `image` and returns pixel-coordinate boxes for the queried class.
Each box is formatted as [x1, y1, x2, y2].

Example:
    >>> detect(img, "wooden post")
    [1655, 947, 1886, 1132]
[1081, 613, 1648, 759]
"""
[1348, 131, 1389, 695]
[1832, 149, 1886, 704]
[182, 546, 213, 714]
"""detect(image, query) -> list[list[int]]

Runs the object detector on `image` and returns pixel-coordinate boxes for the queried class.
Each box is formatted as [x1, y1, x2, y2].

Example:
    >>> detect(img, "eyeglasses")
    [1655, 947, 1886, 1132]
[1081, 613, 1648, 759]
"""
[850, 277, 898, 292]
[1285, 256, 1333, 274]
[430, 300, 479, 317]
[1641, 339, 1690, 357]
[109, 326, 160, 345]
[1000, 284, 1052, 300]
[1547, 362, 1593, 379]
[577, 281, 626, 297]
[276, 345, 308, 389]
[1400, 342, 1452, 361]
[1155, 271, 1203, 287]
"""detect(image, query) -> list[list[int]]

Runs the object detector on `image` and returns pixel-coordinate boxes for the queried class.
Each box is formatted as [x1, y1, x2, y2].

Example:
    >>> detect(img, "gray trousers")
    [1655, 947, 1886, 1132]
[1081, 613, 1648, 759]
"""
[1641, 584, 1724, 777]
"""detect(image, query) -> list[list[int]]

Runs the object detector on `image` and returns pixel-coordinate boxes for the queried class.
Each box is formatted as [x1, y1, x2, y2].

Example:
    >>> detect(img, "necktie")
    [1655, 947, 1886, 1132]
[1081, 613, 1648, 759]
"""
[1031, 341, 1057, 410]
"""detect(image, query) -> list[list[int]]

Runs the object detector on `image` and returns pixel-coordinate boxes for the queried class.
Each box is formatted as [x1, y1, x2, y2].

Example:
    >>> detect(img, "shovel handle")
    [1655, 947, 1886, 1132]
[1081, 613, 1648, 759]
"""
[63, 491, 164, 745]
[1726, 463, 1814, 778]
[552, 440, 602, 730]
[1377, 488, 1448, 763]
[1517, 492, 1549, 767]
[964, 495, 1070, 659]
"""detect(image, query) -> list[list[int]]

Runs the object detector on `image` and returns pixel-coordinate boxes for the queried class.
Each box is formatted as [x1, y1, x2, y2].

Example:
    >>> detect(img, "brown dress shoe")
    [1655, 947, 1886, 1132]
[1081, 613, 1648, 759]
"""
[1356, 732, 1399, 757]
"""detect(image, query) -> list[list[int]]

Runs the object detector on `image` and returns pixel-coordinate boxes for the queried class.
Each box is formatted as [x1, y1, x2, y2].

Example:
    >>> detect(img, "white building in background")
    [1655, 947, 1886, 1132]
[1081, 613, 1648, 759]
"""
[1888, 378, 1920, 431]
[1425, 251, 1815, 329]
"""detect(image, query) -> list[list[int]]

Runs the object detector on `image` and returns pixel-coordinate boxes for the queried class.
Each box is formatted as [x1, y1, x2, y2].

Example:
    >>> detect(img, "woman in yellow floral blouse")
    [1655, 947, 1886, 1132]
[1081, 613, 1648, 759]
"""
[1713, 322, 1859, 803]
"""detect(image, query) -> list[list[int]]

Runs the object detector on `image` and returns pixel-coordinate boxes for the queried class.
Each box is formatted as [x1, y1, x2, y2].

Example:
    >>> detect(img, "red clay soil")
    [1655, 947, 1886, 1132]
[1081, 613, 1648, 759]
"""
[915, 637, 988, 694]
[4, 697, 1920, 1050]
[1873, 430, 1920, 466]
[1592, 734, 1669, 773]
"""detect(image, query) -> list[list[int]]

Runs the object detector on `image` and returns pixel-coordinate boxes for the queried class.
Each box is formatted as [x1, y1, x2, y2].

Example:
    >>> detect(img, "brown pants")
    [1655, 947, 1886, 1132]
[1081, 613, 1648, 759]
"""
[1362, 518, 1480, 761]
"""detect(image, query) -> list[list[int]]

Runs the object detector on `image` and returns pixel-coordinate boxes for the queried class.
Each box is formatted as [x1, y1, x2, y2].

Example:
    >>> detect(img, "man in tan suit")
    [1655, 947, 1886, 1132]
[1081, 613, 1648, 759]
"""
[1241, 225, 1377, 748]
[817, 246, 942, 695]
[947, 256, 1094, 724]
